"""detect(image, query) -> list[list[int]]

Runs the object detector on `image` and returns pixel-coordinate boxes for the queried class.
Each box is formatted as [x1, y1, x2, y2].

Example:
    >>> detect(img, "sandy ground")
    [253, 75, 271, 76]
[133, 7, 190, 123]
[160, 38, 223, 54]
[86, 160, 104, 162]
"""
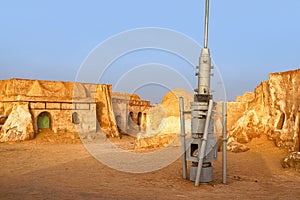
[0, 132, 299, 200]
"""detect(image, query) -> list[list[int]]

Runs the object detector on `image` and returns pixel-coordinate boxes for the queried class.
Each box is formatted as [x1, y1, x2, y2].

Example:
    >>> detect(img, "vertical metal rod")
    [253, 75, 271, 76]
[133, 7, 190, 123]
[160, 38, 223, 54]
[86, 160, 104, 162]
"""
[203, 0, 210, 48]
[222, 102, 227, 184]
[195, 99, 213, 186]
[179, 97, 187, 179]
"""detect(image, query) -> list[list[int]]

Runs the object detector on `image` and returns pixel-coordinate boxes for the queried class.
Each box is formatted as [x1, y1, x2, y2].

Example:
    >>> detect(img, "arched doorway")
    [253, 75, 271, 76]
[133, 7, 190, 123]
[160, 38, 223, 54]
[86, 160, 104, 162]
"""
[128, 112, 134, 125]
[72, 112, 80, 124]
[143, 113, 147, 130]
[38, 112, 51, 129]
[137, 112, 142, 126]
[127, 111, 135, 134]
[137, 112, 142, 131]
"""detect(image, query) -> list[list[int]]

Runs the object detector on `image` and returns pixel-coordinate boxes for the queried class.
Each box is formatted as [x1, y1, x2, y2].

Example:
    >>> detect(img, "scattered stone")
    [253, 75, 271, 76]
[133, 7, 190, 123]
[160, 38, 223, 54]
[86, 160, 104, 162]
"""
[227, 138, 250, 153]
[134, 134, 178, 149]
[282, 152, 300, 171]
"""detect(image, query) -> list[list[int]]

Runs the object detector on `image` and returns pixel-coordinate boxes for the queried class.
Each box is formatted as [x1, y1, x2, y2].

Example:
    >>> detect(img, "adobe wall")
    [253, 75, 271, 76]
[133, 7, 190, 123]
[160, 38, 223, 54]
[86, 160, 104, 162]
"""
[0, 79, 119, 141]
[112, 92, 150, 135]
[29, 102, 96, 134]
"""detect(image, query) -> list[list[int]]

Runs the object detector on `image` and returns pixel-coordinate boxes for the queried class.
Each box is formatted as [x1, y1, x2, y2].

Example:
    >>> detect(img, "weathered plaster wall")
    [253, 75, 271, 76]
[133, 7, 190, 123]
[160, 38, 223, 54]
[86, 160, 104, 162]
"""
[112, 92, 150, 136]
[0, 79, 119, 141]
[30, 103, 96, 134]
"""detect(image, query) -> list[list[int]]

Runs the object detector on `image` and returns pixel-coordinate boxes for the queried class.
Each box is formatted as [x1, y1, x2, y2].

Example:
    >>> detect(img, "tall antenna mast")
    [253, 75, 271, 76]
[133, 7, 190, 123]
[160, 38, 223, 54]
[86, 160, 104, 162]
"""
[196, 0, 212, 97]
[203, 0, 209, 49]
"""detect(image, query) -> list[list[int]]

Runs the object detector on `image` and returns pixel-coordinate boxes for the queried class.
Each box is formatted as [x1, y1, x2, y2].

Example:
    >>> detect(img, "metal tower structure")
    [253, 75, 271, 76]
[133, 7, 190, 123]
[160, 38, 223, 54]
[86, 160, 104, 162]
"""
[179, 0, 227, 187]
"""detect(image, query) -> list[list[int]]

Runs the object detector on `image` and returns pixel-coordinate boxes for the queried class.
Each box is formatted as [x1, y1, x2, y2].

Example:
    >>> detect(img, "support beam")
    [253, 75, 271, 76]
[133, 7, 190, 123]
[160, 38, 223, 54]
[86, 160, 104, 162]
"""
[195, 99, 213, 186]
[222, 102, 227, 184]
[179, 97, 188, 179]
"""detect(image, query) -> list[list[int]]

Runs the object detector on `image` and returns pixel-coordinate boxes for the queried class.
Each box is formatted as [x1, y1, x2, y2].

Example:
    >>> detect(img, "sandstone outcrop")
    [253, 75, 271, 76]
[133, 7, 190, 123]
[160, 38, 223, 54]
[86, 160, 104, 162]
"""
[135, 69, 300, 155]
[135, 89, 193, 149]
[0, 103, 34, 142]
[158, 88, 193, 135]
[95, 84, 119, 138]
[134, 133, 178, 149]
[227, 69, 300, 152]
[161, 88, 194, 117]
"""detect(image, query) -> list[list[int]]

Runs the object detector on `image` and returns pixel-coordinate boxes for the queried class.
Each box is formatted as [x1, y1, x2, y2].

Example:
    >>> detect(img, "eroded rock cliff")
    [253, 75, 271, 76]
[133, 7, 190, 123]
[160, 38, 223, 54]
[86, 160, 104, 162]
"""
[136, 69, 300, 155]
[96, 84, 119, 138]
[228, 69, 300, 152]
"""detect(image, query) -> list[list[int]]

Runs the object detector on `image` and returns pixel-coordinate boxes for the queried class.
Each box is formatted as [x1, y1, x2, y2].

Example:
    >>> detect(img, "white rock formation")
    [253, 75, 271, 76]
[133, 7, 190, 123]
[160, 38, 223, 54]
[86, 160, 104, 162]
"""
[0, 103, 34, 142]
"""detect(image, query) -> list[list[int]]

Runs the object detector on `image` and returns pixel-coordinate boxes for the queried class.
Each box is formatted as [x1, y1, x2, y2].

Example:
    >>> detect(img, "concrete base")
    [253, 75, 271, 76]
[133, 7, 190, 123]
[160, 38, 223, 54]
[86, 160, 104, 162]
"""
[189, 165, 213, 183]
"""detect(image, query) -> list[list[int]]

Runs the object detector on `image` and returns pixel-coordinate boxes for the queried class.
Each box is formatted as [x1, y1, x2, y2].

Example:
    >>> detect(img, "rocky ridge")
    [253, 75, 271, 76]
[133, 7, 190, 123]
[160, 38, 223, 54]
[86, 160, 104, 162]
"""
[228, 69, 300, 152]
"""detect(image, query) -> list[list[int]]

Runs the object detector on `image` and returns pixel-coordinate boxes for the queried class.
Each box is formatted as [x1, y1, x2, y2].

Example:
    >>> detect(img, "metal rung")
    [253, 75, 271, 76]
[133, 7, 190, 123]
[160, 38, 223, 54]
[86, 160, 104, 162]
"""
[192, 112, 207, 117]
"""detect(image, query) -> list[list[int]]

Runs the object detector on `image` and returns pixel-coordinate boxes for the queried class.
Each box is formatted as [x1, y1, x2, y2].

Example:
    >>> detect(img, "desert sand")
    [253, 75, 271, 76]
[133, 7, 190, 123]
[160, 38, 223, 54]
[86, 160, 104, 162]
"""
[0, 130, 299, 200]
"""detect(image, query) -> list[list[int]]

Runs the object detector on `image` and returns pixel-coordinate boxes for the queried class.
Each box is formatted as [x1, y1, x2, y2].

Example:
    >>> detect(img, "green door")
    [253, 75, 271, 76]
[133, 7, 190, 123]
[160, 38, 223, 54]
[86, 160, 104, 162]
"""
[38, 113, 50, 128]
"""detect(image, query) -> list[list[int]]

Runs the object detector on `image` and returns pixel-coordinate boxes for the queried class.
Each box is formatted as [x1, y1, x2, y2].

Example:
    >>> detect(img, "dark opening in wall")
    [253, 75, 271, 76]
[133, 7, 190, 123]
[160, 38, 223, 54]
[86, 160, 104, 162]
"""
[128, 111, 134, 124]
[72, 112, 80, 124]
[137, 112, 142, 126]
[277, 113, 285, 130]
[292, 114, 296, 122]
[38, 112, 51, 129]
[143, 113, 147, 125]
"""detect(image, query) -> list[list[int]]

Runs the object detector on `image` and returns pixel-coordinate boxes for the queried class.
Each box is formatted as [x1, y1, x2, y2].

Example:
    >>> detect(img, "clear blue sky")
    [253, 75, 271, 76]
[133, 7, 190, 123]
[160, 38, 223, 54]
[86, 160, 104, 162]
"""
[1, 0, 299, 101]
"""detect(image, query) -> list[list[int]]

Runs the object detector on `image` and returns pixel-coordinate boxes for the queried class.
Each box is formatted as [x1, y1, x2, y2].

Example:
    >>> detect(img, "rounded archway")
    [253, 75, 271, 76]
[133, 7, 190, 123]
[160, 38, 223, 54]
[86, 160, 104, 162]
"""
[137, 112, 142, 126]
[143, 113, 147, 126]
[128, 111, 134, 125]
[37, 112, 51, 129]
[72, 112, 80, 124]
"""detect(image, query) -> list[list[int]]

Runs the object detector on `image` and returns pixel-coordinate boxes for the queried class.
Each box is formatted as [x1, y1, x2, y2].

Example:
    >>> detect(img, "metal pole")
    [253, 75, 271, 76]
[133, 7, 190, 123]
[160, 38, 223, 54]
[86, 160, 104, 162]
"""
[179, 97, 187, 179]
[222, 102, 227, 184]
[203, 0, 210, 49]
[195, 99, 213, 186]
[197, 0, 211, 95]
